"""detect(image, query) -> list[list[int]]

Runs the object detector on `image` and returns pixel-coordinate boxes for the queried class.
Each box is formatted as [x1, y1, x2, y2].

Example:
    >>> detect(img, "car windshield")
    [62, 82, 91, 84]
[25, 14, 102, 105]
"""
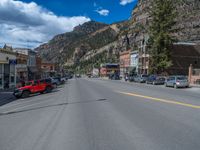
[158, 77, 165, 80]
[25, 81, 33, 86]
[177, 77, 187, 80]
[142, 75, 148, 77]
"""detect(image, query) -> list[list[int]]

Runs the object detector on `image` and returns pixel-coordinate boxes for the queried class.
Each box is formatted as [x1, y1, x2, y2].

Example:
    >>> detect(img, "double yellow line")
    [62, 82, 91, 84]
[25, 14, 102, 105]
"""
[117, 91, 200, 109]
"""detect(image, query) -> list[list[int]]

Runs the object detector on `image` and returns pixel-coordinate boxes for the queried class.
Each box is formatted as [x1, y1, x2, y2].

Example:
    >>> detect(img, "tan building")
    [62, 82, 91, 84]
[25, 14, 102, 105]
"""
[0, 46, 17, 89]
[120, 49, 131, 76]
[41, 61, 56, 78]
[16, 53, 28, 83]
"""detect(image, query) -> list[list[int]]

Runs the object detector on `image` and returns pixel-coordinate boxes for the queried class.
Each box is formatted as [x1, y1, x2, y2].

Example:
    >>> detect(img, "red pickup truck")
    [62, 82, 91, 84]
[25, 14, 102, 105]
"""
[13, 79, 54, 98]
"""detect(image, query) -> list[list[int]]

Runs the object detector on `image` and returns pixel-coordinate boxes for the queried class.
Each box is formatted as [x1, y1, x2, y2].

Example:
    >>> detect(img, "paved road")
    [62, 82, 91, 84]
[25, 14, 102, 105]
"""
[0, 78, 200, 150]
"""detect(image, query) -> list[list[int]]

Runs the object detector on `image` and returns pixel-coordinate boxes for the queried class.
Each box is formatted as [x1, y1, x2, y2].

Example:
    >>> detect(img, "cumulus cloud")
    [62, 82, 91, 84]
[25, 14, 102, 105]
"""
[95, 9, 110, 16]
[0, 0, 90, 48]
[120, 0, 135, 6]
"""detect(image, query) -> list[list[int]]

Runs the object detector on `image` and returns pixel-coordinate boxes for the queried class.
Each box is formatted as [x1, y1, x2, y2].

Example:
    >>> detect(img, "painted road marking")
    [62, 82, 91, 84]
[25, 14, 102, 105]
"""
[117, 91, 200, 109]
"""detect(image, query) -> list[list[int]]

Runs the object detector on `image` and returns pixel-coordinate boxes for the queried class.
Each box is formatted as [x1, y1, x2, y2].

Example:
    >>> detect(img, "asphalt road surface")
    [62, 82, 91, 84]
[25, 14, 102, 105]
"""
[0, 78, 200, 150]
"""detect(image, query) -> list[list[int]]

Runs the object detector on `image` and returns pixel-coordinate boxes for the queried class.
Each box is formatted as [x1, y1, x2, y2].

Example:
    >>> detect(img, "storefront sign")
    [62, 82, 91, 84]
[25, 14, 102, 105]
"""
[9, 59, 17, 65]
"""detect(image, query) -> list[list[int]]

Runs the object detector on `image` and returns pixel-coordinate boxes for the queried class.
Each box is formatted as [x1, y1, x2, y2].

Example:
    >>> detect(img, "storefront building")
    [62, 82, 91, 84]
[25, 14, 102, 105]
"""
[100, 63, 120, 77]
[130, 51, 139, 74]
[119, 49, 131, 77]
[0, 48, 17, 89]
[16, 53, 28, 83]
[41, 61, 56, 78]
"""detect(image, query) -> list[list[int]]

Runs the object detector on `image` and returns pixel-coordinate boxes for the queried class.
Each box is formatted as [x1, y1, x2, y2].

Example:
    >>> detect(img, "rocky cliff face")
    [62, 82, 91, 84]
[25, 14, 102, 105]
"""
[35, 0, 200, 69]
[174, 0, 200, 42]
[124, 0, 200, 47]
[35, 21, 118, 65]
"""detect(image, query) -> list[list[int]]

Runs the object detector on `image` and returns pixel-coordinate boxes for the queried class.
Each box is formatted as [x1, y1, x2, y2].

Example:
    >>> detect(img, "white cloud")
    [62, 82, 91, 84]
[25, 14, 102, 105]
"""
[0, 0, 90, 48]
[120, 0, 135, 6]
[95, 9, 110, 16]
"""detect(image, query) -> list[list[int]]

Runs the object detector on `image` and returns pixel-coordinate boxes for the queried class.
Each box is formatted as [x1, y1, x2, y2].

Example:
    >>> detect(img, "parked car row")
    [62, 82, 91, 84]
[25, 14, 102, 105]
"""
[127, 75, 189, 89]
[13, 76, 69, 99]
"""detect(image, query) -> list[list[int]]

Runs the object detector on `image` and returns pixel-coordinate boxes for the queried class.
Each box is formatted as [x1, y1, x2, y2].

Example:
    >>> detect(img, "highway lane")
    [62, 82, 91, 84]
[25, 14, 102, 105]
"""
[0, 78, 200, 150]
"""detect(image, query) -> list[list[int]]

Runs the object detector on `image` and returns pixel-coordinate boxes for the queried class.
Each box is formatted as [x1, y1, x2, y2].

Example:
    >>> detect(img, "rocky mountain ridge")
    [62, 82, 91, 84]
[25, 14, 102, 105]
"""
[35, 21, 119, 65]
[35, 0, 200, 70]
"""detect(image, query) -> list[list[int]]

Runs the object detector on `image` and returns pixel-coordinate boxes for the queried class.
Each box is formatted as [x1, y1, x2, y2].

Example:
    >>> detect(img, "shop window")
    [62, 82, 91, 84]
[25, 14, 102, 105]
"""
[0, 75, 2, 87]
[10, 75, 15, 83]
[10, 64, 15, 74]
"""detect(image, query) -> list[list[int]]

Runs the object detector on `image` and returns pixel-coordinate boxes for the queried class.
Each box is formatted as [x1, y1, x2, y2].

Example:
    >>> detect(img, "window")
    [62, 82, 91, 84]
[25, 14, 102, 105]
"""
[10, 75, 15, 83]
[10, 64, 15, 83]
[26, 81, 33, 86]
[0, 64, 2, 87]
[34, 81, 38, 85]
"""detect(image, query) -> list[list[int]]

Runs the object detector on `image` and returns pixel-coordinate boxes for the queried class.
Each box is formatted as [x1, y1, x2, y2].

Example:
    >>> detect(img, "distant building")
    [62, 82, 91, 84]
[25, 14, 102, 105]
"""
[15, 53, 28, 84]
[167, 43, 200, 75]
[0, 46, 17, 89]
[100, 63, 120, 77]
[13, 48, 38, 80]
[137, 42, 200, 75]
[130, 51, 139, 74]
[41, 61, 56, 78]
[119, 49, 131, 76]
[36, 56, 42, 79]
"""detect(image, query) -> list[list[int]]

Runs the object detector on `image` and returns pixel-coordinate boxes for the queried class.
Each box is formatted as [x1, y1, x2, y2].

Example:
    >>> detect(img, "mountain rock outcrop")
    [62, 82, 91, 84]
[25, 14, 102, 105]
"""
[35, 0, 200, 69]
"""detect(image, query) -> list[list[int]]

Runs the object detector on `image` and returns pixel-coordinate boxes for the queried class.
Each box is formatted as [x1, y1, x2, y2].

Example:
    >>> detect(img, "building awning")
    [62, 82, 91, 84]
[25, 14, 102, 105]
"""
[0, 61, 8, 64]
[17, 68, 28, 72]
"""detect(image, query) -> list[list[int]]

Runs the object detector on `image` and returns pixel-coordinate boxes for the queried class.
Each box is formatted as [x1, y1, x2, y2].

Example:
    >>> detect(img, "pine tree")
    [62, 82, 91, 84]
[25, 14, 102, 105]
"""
[148, 0, 177, 74]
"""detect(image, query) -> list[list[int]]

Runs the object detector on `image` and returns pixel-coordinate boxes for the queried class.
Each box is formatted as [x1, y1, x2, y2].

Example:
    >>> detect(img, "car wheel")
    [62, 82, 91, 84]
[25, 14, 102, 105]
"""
[22, 91, 30, 98]
[15, 95, 21, 99]
[40, 91, 44, 94]
[46, 86, 52, 93]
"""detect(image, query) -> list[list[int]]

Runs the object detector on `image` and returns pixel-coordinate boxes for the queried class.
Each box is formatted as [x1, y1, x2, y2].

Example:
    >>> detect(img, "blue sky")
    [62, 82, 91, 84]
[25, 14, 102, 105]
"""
[22, 0, 138, 24]
[0, 0, 138, 48]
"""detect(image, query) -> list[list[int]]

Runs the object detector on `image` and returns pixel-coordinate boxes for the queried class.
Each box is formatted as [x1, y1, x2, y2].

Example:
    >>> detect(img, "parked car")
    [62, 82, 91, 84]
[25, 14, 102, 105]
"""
[165, 76, 189, 88]
[134, 74, 149, 83]
[128, 74, 137, 82]
[75, 74, 81, 78]
[61, 77, 67, 83]
[110, 74, 120, 80]
[146, 75, 166, 85]
[45, 78, 58, 88]
[13, 79, 53, 98]
[52, 77, 64, 85]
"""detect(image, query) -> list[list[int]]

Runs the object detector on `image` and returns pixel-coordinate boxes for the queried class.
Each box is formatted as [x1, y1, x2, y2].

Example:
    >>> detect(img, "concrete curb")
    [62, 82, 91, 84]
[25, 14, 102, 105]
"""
[190, 84, 200, 88]
[0, 88, 15, 93]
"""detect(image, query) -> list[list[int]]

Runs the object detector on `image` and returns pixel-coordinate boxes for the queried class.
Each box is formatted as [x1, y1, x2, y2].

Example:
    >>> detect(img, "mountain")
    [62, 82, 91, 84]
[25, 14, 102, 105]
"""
[35, 21, 118, 65]
[35, 0, 200, 72]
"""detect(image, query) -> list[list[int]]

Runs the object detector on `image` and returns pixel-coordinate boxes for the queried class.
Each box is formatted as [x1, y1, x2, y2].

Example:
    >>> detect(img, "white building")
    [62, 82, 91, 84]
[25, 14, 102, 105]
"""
[130, 51, 139, 74]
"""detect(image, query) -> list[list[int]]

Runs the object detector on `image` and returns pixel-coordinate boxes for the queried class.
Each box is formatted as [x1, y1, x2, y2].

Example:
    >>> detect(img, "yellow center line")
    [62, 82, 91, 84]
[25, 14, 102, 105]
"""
[116, 91, 200, 109]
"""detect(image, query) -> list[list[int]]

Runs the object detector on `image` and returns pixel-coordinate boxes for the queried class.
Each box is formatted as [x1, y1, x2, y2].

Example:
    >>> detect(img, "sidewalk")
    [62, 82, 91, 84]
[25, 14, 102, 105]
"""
[190, 84, 200, 88]
[0, 88, 16, 106]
